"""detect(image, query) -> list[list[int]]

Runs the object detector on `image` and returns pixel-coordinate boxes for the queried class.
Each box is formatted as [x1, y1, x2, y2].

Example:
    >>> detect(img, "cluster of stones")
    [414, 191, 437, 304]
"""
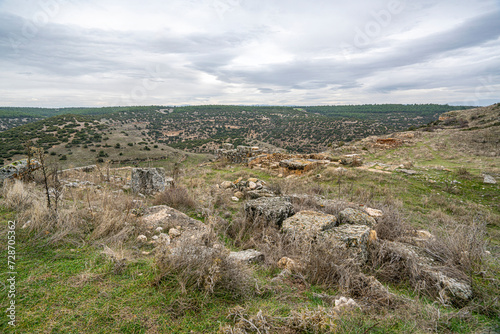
[218, 177, 275, 201]
[215, 143, 266, 163]
[135, 189, 474, 306]
[242, 195, 473, 305]
[249, 153, 334, 176]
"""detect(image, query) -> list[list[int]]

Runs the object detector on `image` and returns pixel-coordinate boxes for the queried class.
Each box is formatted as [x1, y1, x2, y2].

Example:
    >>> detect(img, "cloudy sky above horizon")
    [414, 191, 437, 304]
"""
[1, 0, 499, 107]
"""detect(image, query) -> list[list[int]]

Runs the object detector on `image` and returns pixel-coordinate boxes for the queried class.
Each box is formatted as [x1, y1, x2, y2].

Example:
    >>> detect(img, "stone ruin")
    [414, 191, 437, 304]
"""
[250, 153, 332, 176]
[215, 144, 265, 163]
[215, 143, 335, 176]
[130, 167, 173, 194]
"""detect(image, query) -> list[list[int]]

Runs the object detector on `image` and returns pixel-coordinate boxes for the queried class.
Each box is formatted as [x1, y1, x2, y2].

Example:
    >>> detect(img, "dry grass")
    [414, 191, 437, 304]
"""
[425, 221, 488, 275]
[155, 228, 254, 298]
[1, 178, 141, 245]
[153, 186, 197, 211]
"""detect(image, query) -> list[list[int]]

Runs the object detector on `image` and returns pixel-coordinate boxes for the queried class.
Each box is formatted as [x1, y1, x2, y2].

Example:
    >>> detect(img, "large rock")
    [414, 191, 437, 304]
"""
[279, 158, 319, 173]
[229, 249, 264, 264]
[131, 168, 171, 194]
[141, 205, 207, 243]
[282, 210, 337, 239]
[0, 159, 41, 181]
[483, 174, 497, 184]
[325, 224, 375, 262]
[338, 208, 377, 227]
[244, 196, 295, 227]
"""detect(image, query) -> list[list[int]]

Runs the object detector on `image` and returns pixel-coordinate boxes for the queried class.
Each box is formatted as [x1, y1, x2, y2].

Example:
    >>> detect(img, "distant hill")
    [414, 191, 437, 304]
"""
[0, 104, 478, 166]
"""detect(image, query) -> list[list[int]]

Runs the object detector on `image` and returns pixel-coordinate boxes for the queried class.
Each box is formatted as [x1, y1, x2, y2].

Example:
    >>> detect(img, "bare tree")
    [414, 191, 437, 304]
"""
[35, 148, 51, 210]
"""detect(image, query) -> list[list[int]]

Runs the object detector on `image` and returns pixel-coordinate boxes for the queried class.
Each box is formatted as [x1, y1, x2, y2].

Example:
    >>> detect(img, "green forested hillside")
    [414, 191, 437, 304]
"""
[0, 104, 477, 165]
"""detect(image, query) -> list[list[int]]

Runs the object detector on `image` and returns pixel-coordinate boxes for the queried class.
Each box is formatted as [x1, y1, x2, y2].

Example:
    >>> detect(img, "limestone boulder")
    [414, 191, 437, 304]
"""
[244, 196, 295, 227]
[131, 168, 171, 194]
[483, 174, 497, 184]
[246, 189, 276, 199]
[282, 210, 337, 240]
[228, 249, 264, 264]
[338, 208, 377, 227]
[324, 224, 375, 262]
[220, 181, 234, 189]
[141, 205, 207, 243]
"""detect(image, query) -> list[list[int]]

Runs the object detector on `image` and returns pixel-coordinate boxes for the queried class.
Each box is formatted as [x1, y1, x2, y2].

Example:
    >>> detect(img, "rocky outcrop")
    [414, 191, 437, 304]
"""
[338, 208, 377, 227]
[215, 144, 264, 163]
[244, 196, 295, 227]
[131, 168, 171, 194]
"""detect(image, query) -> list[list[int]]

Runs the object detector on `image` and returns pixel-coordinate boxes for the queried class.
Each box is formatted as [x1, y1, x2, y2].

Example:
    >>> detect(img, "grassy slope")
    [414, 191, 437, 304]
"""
[2, 161, 499, 333]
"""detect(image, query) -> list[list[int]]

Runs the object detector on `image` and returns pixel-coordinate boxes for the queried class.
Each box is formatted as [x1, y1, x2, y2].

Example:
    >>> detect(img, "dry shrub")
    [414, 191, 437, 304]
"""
[456, 167, 472, 179]
[85, 188, 139, 243]
[155, 234, 253, 298]
[1, 180, 90, 245]
[286, 306, 339, 333]
[153, 186, 197, 211]
[102, 244, 129, 274]
[220, 305, 374, 334]
[219, 306, 275, 334]
[321, 200, 351, 217]
[291, 195, 322, 213]
[225, 213, 274, 249]
[375, 204, 413, 241]
[425, 221, 488, 274]
[350, 158, 363, 167]
[427, 209, 457, 226]
[368, 240, 422, 286]
[267, 182, 282, 196]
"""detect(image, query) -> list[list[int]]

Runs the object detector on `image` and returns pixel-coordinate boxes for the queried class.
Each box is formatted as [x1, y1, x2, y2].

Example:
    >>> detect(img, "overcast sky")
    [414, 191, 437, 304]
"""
[0, 0, 499, 107]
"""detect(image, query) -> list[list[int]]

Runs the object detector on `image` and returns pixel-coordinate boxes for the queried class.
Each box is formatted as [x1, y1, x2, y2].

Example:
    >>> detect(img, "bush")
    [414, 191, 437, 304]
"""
[155, 233, 252, 298]
[153, 186, 196, 211]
